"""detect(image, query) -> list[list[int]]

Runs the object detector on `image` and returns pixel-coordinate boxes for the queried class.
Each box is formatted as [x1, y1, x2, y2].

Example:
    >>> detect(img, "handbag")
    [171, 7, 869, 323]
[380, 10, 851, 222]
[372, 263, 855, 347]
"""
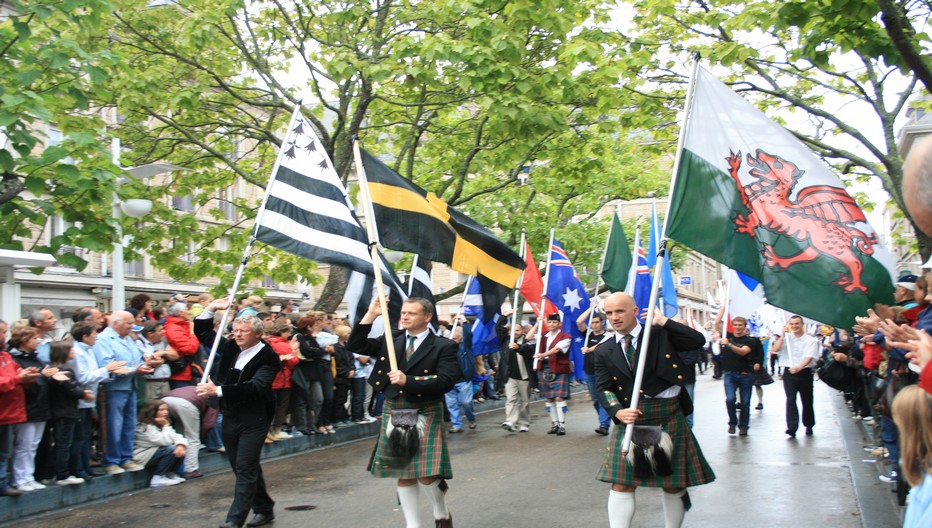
[626, 425, 674, 479]
[817, 358, 853, 391]
[386, 409, 421, 458]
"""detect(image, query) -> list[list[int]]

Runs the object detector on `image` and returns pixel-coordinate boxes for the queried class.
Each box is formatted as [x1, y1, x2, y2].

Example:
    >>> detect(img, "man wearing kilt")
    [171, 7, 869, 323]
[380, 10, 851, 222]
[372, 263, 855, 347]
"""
[532, 313, 573, 435]
[348, 297, 461, 528]
[594, 292, 715, 528]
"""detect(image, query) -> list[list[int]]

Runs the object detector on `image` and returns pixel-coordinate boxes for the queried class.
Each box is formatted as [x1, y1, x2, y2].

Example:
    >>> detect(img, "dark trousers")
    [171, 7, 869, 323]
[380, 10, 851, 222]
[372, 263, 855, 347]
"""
[53, 417, 78, 480]
[350, 377, 367, 421]
[169, 379, 194, 391]
[72, 408, 94, 477]
[222, 414, 274, 525]
[331, 381, 350, 422]
[273, 388, 292, 429]
[783, 369, 815, 432]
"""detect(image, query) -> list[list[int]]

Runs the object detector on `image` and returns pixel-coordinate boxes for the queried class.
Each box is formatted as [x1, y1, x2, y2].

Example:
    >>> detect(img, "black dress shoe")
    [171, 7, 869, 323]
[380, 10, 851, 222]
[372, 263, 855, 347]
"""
[805, 427, 814, 436]
[219, 522, 241, 528]
[595, 427, 609, 436]
[246, 512, 275, 527]
[786, 429, 796, 438]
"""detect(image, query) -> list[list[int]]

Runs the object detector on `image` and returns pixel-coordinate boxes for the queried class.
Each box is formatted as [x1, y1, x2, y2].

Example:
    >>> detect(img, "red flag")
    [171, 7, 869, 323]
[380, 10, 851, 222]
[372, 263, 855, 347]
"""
[519, 241, 556, 316]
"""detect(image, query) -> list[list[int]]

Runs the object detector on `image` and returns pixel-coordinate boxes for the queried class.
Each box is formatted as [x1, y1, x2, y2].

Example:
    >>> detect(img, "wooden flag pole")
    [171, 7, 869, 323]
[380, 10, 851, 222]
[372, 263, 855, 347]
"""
[353, 138, 398, 372]
[509, 231, 528, 345]
[534, 228, 556, 371]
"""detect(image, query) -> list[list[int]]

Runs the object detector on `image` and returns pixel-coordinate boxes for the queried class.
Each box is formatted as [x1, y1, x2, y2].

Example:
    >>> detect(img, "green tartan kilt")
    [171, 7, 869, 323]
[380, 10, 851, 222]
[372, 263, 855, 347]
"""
[537, 372, 570, 399]
[369, 397, 452, 480]
[596, 396, 715, 488]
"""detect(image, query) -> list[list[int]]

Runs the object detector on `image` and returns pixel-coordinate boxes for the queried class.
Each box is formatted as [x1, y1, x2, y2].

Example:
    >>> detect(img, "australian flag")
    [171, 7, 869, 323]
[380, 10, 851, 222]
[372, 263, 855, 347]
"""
[545, 240, 591, 382]
[625, 229, 652, 325]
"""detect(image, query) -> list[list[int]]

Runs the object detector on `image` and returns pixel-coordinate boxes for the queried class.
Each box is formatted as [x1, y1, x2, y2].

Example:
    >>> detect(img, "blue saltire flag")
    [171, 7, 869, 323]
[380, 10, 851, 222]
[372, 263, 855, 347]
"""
[649, 202, 678, 318]
[463, 276, 501, 357]
[545, 240, 591, 382]
[625, 230, 653, 324]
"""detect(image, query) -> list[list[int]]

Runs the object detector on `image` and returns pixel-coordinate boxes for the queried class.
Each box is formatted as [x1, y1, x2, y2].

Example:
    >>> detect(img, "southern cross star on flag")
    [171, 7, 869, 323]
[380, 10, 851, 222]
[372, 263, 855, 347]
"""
[545, 240, 590, 382]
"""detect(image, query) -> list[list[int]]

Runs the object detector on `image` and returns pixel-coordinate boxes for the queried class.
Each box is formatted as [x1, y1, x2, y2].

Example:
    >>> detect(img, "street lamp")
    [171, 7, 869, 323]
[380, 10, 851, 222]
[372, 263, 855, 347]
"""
[110, 138, 184, 310]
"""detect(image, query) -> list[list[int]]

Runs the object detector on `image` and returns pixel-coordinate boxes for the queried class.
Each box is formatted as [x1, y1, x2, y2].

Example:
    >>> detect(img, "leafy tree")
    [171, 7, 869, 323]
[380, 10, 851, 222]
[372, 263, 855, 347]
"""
[624, 0, 932, 259]
[107, 0, 673, 308]
[0, 0, 125, 268]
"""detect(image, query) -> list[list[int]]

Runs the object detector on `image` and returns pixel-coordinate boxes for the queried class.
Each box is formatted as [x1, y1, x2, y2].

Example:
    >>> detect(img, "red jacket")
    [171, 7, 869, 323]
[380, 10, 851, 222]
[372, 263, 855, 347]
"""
[268, 336, 299, 390]
[0, 350, 28, 425]
[536, 330, 573, 374]
[164, 316, 201, 382]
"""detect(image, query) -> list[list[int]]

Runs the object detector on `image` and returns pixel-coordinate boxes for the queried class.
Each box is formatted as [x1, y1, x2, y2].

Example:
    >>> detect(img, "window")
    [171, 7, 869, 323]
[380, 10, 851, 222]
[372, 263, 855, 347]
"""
[172, 195, 193, 211]
[218, 187, 236, 221]
[48, 126, 75, 164]
[125, 258, 145, 277]
[261, 274, 278, 288]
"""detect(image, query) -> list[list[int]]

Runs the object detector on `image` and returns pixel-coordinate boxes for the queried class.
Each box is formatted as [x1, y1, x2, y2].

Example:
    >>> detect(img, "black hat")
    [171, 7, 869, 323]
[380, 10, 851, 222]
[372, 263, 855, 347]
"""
[546, 313, 561, 322]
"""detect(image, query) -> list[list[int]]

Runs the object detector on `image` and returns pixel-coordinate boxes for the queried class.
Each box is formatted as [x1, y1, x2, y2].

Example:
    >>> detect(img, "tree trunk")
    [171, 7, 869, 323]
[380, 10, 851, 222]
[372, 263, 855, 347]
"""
[315, 265, 349, 312]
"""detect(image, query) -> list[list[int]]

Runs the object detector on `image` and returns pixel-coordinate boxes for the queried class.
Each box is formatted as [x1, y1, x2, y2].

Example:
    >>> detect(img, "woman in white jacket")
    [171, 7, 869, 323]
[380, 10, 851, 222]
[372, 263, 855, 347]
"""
[133, 399, 188, 488]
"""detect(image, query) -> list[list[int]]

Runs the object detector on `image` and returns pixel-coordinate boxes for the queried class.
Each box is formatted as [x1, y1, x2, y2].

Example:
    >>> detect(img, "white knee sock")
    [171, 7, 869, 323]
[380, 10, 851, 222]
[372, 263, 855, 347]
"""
[662, 489, 687, 528]
[554, 402, 565, 424]
[397, 484, 422, 528]
[419, 479, 450, 520]
[608, 490, 636, 528]
[560, 401, 568, 416]
[546, 402, 555, 424]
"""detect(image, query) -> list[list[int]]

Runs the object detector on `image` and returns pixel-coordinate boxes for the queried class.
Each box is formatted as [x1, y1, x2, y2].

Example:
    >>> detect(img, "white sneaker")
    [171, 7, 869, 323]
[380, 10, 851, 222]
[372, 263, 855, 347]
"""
[29, 481, 46, 490]
[519, 425, 530, 432]
[150, 475, 181, 488]
[272, 431, 293, 440]
[56, 476, 85, 485]
[167, 474, 186, 483]
[16, 482, 37, 492]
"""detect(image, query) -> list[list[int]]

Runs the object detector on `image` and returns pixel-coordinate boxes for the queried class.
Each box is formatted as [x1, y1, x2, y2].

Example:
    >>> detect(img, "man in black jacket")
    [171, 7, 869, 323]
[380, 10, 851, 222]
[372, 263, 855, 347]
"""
[195, 299, 281, 528]
[348, 297, 460, 528]
[594, 292, 715, 528]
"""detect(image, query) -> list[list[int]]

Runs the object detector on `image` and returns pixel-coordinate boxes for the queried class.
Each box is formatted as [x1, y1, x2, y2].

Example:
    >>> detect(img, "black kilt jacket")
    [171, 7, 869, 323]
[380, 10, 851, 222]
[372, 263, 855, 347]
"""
[347, 323, 461, 404]
[593, 319, 705, 424]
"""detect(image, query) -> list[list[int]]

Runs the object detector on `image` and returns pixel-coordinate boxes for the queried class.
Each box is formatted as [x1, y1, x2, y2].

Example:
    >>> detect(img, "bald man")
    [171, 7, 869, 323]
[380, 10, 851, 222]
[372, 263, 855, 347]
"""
[903, 134, 932, 237]
[94, 310, 156, 473]
[593, 293, 714, 528]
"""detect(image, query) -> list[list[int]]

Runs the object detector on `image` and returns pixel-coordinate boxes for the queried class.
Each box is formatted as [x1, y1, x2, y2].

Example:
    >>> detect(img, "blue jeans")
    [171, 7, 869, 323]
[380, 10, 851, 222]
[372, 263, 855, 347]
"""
[445, 381, 476, 428]
[73, 409, 94, 477]
[724, 371, 753, 430]
[881, 416, 900, 471]
[350, 377, 367, 421]
[586, 377, 610, 428]
[683, 382, 696, 429]
[0, 424, 12, 489]
[206, 412, 224, 449]
[103, 389, 136, 467]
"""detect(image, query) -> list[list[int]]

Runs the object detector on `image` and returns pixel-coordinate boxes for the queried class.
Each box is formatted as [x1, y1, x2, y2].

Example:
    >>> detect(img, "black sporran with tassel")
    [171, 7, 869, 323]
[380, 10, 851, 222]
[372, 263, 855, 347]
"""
[387, 409, 420, 458]
[626, 425, 674, 479]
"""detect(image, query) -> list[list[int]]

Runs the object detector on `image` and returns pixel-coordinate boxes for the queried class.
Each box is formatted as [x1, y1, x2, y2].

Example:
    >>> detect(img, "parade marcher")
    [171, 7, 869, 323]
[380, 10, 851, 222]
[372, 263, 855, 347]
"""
[195, 299, 281, 528]
[578, 308, 612, 436]
[594, 292, 714, 528]
[444, 326, 477, 434]
[714, 311, 764, 436]
[498, 317, 535, 433]
[347, 297, 460, 528]
[533, 313, 572, 436]
[772, 315, 820, 437]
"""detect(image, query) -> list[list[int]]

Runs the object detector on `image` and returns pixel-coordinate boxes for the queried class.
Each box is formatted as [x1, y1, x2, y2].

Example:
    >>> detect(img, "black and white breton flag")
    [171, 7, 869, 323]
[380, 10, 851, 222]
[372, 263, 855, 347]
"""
[405, 255, 439, 334]
[254, 109, 404, 306]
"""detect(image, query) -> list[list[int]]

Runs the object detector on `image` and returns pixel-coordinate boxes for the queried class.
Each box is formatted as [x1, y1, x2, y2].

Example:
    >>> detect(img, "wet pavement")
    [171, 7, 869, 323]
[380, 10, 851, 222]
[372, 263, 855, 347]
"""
[8, 371, 901, 527]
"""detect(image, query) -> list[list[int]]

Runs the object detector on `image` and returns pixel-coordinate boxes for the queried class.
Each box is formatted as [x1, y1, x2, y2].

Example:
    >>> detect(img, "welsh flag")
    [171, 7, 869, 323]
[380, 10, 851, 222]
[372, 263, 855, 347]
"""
[666, 66, 895, 328]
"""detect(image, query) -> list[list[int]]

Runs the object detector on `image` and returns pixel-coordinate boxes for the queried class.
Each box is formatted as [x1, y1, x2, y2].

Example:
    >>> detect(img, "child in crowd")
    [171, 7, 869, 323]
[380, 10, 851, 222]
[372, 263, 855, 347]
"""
[133, 399, 188, 488]
[893, 384, 932, 528]
[47, 341, 89, 486]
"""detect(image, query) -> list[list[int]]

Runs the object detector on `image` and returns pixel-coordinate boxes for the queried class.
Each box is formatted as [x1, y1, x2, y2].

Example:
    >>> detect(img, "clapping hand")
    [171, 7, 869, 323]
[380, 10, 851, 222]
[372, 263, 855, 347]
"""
[892, 330, 932, 372]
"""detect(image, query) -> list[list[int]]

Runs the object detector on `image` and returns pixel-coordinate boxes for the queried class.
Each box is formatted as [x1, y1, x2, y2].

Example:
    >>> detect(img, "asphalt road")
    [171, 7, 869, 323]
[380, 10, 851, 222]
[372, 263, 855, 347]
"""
[11, 371, 897, 528]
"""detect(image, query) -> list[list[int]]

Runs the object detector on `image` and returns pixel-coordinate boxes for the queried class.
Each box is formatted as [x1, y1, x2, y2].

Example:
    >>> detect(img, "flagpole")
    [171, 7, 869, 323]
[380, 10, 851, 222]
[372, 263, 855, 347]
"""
[534, 228, 555, 371]
[408, 254, 419, 297]
[723, 269, 732, 335]
[201, 102, 305, 383]
[449, 275, 475, 337]
[621, 56, 701, 457]
[510, 232, 527, 345]
[353, 138, 399, 372]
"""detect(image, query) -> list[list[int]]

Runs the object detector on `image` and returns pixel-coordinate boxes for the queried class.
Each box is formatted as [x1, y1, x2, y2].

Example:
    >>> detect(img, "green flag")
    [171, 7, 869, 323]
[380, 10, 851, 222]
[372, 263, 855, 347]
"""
[601, 215, 632, 292]
[665, 66, 895, 328]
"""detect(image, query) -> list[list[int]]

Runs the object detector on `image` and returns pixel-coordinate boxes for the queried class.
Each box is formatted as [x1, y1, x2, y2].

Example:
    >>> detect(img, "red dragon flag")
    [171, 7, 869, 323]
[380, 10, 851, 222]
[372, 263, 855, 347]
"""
[665, 66, 895, 328]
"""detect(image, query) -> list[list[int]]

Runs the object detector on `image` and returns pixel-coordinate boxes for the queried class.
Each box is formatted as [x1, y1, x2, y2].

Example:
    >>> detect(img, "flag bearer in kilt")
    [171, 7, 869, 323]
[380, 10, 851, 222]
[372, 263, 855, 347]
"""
[347, 297, 461, 528]
[594, 292, 715, 528]
[532, 313, 573, 435]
